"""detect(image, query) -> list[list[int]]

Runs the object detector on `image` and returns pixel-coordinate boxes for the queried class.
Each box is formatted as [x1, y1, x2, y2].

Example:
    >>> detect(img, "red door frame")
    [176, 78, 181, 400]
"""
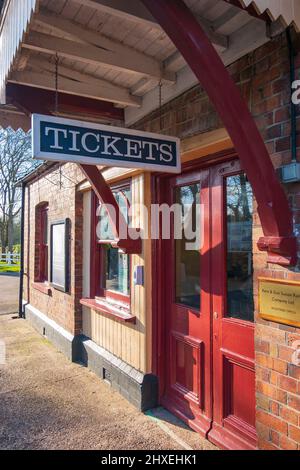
[142, 0, 297, 267]
[208, 159, 257, 450]
[152, 149, 236, 383]
[158, 167, 212, 436]
[152, 151, 256, 449]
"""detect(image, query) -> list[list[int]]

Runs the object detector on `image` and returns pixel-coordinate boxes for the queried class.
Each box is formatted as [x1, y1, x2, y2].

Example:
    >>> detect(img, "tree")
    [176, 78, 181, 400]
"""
[0, 127, 35, 252]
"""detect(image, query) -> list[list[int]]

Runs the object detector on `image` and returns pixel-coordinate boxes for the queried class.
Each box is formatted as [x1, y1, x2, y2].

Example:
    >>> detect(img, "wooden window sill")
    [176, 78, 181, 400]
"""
[32, 282, 52, 295]
[80, 298, 136, 324]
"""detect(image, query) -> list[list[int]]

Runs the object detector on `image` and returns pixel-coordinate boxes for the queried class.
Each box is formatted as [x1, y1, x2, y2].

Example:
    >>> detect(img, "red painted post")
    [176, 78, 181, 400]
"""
[141, 0, 297, 266]
[80, 164, 142, 254]
[12, 87, 140, 255]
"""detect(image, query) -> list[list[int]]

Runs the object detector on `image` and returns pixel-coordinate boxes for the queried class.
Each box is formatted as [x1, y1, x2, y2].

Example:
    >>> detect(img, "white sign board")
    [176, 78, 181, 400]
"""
[32, 114, 181, 173]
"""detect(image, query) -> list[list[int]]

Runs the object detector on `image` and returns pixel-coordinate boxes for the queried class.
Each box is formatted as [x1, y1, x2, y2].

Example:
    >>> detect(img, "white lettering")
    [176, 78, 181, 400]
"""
[81, 132, 100, 153]
[124, 139, 142, 159]
[143, 141, 159, 161]
[69, 130, 80, 152]
[45, 127, 67, 150]
[102, 136, 122, 156]
[160, 143, 173, 162]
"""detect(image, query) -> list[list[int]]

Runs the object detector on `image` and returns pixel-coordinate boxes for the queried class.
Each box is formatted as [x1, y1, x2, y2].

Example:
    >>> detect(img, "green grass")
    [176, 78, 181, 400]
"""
[0, 262, 20, 274]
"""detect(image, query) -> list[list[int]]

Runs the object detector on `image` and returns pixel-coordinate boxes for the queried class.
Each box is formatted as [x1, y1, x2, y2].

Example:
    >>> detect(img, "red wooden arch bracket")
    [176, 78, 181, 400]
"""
[141, 0, 297, 266]
[16, 94, 141, 255]
[80, 164, 142, 255]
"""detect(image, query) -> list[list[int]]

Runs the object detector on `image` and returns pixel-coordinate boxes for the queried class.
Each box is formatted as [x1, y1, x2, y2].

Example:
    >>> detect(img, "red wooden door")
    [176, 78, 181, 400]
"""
[159, 159, 256, 450]
[160, 168, 212, 436]
[208, 160, 256, 450]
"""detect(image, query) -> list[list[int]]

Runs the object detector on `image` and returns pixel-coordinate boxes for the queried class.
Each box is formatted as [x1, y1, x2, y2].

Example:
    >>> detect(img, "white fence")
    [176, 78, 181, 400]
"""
[0, 252, 20, 265]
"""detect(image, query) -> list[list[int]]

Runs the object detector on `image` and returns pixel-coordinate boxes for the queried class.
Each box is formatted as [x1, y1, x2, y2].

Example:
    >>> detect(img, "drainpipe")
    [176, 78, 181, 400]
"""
[18, 182, 25, 318]
[286, 27, 297, 163]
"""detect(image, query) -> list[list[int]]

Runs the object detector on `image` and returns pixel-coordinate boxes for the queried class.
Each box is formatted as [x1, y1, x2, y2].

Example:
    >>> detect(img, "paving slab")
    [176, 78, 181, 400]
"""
[0, 274, 19, 315]
[0, 313, 217, 450]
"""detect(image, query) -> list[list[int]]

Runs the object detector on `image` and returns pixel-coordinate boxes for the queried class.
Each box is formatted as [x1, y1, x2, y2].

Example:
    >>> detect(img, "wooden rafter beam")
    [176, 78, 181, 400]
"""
[27, 55, 129, 93]
[126, 17, 268, 125]
[8, 64, 141, 108]
[23, 26, 175, 83]
[6, 83, 124, 123]
[70, 0, 228, 51]
[33, 9, 175, 83]
[71, 0, 159, 28]
[213, 8, 248, 32]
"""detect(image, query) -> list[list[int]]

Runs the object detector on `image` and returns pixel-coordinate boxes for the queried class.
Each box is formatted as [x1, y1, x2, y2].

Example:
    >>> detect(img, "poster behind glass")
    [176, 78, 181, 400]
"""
[50, 220, 69, 292]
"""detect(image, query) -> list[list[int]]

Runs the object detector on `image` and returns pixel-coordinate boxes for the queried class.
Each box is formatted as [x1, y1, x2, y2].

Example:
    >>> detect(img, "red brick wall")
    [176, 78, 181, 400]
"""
[22, 33, 300, 449]
[23, 163, 85, 335]
[135, 33, 300, 450]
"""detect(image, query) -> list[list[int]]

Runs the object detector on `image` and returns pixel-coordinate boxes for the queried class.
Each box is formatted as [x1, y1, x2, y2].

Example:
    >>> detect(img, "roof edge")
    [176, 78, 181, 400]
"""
[16, 161, 58, 186]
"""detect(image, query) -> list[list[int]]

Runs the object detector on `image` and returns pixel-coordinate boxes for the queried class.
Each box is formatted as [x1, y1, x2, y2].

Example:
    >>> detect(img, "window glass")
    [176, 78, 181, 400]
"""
[96, 186, 131, 298]
[51, 223, 65, 289]
[98, 188, 131, 241]
[36, 204, 48, 282]
[175, 183, 201, 310]
[42, 208, 48, 245]
[101, 246, 130, 296]
[226, 174, 254, 322]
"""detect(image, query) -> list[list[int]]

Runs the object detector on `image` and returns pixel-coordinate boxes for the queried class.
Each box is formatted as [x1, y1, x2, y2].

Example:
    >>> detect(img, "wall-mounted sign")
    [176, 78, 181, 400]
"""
[32, 114, 181, 173]
[50, 219, 70, 292]
[259, 277, 300, 328]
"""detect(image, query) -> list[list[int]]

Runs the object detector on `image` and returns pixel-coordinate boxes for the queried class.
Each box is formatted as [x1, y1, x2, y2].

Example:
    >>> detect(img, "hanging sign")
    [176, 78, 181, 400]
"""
[259, 277, 300, 328]
[32, 114, 181, 173]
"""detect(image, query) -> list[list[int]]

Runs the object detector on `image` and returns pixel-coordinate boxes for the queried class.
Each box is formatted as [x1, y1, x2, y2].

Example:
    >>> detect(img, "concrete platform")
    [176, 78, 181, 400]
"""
[0, 313, 217, 450]
[0, 274, 19, 315]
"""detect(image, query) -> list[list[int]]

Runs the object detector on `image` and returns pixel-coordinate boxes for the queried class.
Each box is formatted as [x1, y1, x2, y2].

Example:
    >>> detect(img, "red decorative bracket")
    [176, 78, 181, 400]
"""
[257, 237, 298, 266]
[10, 88, 140, 255]
[142, 0, 297, 266]
[80, 164, 142, 254]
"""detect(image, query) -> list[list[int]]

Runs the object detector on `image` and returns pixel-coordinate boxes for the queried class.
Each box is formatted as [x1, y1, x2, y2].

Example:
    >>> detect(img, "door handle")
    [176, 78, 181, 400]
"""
[214, 312, 218, 320]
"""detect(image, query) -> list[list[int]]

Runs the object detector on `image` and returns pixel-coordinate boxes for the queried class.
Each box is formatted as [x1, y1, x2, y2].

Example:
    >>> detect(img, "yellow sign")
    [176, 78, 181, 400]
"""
[259, 278, 300, 328]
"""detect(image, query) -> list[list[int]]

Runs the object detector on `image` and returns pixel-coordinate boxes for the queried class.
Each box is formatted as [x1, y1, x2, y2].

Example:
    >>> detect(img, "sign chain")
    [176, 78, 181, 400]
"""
[55, 53, 59, 113]
[159, 79, 163, 131]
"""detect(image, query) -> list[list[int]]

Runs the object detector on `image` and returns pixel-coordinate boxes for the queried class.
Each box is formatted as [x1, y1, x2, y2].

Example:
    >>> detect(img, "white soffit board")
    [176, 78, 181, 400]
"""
[125, 14, 268, 126]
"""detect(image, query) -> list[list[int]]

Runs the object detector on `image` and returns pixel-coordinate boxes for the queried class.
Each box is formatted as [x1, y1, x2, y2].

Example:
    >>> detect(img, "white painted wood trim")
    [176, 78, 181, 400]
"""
[8, 69, 141, 107]
[22, 30, 175, 83]
[125, 18, 269, 126]
[69, 0, 228, 51]
[32, 10, 175, 83]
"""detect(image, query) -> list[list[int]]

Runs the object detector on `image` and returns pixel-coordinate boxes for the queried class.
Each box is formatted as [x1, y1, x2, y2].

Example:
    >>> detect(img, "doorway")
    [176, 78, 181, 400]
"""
[155, 158, 256, 450]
